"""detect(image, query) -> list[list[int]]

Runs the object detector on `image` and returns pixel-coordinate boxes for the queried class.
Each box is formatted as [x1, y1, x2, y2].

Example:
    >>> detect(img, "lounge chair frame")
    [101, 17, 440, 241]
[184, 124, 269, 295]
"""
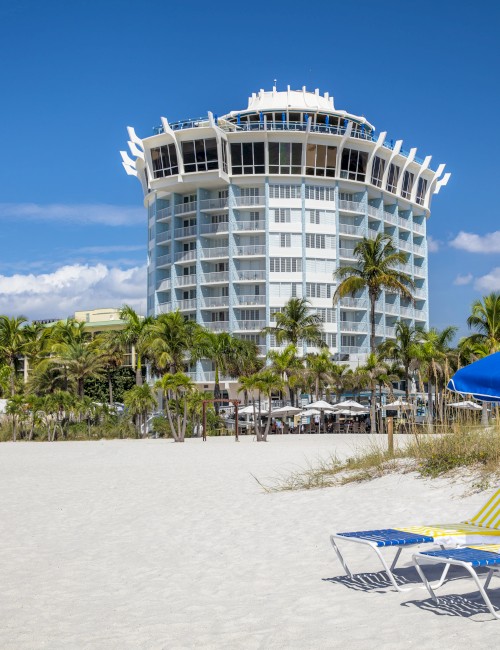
[413, 550, 500, 620]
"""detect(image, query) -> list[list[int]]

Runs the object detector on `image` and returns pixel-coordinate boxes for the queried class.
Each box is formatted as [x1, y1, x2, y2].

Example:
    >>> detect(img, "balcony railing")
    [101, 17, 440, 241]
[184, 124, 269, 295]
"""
[367, 204, 380, 218]
[234, 220, 265, 231]
[175, 250, 197, 262]
[398, 240, 412, 252]
[413, 265, 426, 277]
[200, 222, 229, 235]
[177, 298, 197, 311]
[174, 225, 197, 239]
[413, 222, 425, 234]
[157, 207, 171, 221]
[385, 326, 397, 338]
[203, 271, 229, 284]
[234, 320, 266, 331]
[398, 218, 411, 230]
[413, 244, 426, 257]
[174, 201, 197, 215]
[338, 200, 364, 213]
[199, 198, 228, 211]
[156, 231, 170, 243]
[236, 295, 266, 306]
[201, 247, 229, 259]
[383, 211, 398, 226]
[157, 254, 171, 267]
[204, 321, 230, 332]
[339, 248, 357, 259]
[233, 195, 265, 207]
[156, 279, 171, 292]
[203, 296, 229, 308]
[367, 229, 379, 240]
[176, 274, 197, 287]
[235, 245, 266, 256]
[234, 270, 266, 281]
[413, 288, 426, 300]
[414, 309, 426, 321]
[338, 223, 364, 236]
[400, 307, 413, 318]
[340, 321, 368, 333]
[339, 297, 367, 309]
[384, 303, 399, 315]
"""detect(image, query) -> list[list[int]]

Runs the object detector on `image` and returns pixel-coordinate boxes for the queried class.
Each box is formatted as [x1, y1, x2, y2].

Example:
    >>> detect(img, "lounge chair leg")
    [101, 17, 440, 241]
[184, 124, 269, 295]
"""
[330, 535, 353, 579]
[484, 568, 494, 591]
[413, 555, 439, 602]
[464, 564, 500, 619]
[390, 547, 403, 571]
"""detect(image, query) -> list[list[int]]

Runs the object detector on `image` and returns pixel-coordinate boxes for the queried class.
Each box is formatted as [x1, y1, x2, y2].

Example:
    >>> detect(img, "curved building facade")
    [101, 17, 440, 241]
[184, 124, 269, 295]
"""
[122, 86, 449, 386]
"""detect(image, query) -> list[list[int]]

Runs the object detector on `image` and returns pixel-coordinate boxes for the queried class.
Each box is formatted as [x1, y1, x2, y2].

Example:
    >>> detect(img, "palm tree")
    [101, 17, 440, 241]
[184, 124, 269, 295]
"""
[306, 349, 334, 402]
[238, 373, 263, 437]
[0, 315, 27, 395]
[465, 293, 500, 352]
[22, 321, 50, 383]
[97, 331, 126, 405]
[156, 372, 194, 441]
[333, 234, 414, 353]
[52, 341, 106, 398]
[262, 297, 324, 352]
[360, 352, 390, 433]
[378, 321, 422, 399]
[416, 326, 457, 424]
[253, 369, 284, 441]
[329, 362, 351, 402]
[119, 305, 154, 385]
[123, 383, 157, 436]
[267, 344, 303, 406]
[146, 310, 199, 374]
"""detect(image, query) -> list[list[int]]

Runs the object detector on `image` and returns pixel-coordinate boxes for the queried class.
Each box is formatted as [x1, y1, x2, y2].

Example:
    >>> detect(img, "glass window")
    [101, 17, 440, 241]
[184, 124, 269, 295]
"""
[274, 208, 290, 223]
[151, 144, 179, 178]
[371, 156, 385, 188]
[269, 142, 303, 175]
[270, 258, 302, 272]
[401, 171, 414, 199]
[269, 184, 301, 199]
[230, 142, 265, 175]
[340, 148, 368, 181]
[221, 140, 228, 174]
[305, 144, 337, 177]
[386, 163, 400, 193]
[416, 177, 428, 205]
[305, 185, 335, 201]
[280, 233, 291, 247]
[182, 139, 219, 173]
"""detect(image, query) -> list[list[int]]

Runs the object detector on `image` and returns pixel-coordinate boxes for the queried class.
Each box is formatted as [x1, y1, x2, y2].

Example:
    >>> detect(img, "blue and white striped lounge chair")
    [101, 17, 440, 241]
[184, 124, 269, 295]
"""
[330, 488, 500, 592]
[413, 544, 500, 619]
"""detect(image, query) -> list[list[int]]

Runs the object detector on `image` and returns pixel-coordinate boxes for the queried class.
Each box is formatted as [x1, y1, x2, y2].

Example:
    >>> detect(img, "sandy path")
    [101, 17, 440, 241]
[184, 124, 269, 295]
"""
[0, 435, 498, 649]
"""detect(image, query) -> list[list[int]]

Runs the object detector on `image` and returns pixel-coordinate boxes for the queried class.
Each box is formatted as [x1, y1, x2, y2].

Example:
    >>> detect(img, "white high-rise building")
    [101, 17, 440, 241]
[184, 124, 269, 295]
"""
[122, 86, 449, 390]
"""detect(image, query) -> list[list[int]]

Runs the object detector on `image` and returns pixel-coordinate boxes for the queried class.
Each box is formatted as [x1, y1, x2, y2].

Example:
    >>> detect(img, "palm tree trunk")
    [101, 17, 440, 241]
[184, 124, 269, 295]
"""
[263, 395, 272, 441]
[214, 365, 221, 415]
[108, 371, 114, 405]
[136, 356, 143, 386]
[405, 364, 410, 400]
[369, 291, 376, 354]
[370, 380, 377, 433]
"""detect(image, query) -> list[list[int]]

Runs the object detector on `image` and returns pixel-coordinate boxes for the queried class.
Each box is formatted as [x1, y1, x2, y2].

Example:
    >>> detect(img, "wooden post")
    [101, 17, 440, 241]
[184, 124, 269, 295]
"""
[202, 401, 207, 441]
[387, 416, 394, 455]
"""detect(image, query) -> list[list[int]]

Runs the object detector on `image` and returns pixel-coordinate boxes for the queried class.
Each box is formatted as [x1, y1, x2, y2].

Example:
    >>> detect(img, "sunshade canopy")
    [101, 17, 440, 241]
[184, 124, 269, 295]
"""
[272, 406, 303, 416]
[307, 400, 336, 410]
[448, 352, 500, 402]
[384, 399, 415, 410]
[333, 400, 366, 412]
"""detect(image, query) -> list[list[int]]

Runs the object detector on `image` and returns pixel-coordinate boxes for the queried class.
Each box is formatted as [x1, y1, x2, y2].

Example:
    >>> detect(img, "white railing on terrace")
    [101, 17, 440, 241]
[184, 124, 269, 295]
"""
[234, 220, 265, 231]
[233, 195, 265, 207]
[398, 218, 411, 230]
[413, 288, 426, 300]
[385, 326, 397, 338]
[413, 265, 426, 277]
[157, 254, 171, 267]
[339, 224, 364, 236]
[414, 309, 426, 321]
[400, 306, 413, 318]
[383, 212, 398, 225]
[413, 222, 425, 234]
[398, 240, 412, 252]
[338, 200, 364, 213]
[400, 263, 413, 275]
[385, 303, 399, 315]
[174, 201, 197, 215]
[199, 198, 228, 211]
[203, 296, 229, 308]
[236, 295, 266, 306]
[204, 321, 230, 332]
[199, 371, 233, 382]
[201, 247, 229, 259]
[413, 244, 426, 257]
[339, 248, 357, 259]
[367, 229, 379, 240]
[176, 274, 197, 287]
[235, 270, 266, 281]
[156, 279, 171, 292]
[367, 205, 380, 217]
[156, 231, 170, 243]
[340, 321, 368, 333]
[234, 320, 266, 331]
[200, 223, 229, 235]
[339, 297, 367, 308]
[157, 302, 174, 313]
[202, 271, 229, 284]
[157, 207, 171, 221]
[177, 298, 197, 311]
[175, 250, 197, 262]
[235, 245, 266, 256]
[174, 225, 197, 239]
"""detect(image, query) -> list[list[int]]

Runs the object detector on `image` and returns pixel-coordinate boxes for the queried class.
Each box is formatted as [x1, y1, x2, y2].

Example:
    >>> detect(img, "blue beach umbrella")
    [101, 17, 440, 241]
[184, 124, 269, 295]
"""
[447, 352, 500, 402]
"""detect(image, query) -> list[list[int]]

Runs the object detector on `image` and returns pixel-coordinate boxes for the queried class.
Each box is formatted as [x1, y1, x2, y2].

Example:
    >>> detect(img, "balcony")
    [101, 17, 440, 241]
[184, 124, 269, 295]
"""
[338, 199, 364, 213]
[203, 296, 229, 308]
[340, 321, 368, 333]
[339, 248, 357, 260]
[398, 240, 412, 252]
[177, 298, 197, 311]
[367, 205, 380, 218]
[157, 254, 171, 268]
[175, 250, 197, 262]
[234, 320, 266, 331]
[202, 271, 229, 284]
[383, 211, 398, 226]
[385, 326, 397, 338]
[413, 288, 426, 300]
[156, 278, 171, 292]
[413, 244, 426, 257]
[398, 218, 411, 231]
[176, 274, 197, 287]
[174, 225, 197, 239]
[235, 245, 266, 256]
[156, 231, 170, 243]
[236, 295, 266, 306]
[413, 265, 426, 277]
[385, 303, 399, 315]
[400, 306, 413, 318]
[174, 201, 197, 215]
[157, 207, 171, 222]
[339, 297, 367, 309]
[233, 195, 265, 207]
[200, 222, 229, 235]
[414, 309, 427, 321]
[204, 321, 230, 332]
[234, 270, 266, 282]
[339, 223, 364, 236]
[413, 222, 425, 234]
[201, 247, 229, 259]
[234, 220, 265, 231]
[199, 197, 228, 211]
[367, 229, 379, 240]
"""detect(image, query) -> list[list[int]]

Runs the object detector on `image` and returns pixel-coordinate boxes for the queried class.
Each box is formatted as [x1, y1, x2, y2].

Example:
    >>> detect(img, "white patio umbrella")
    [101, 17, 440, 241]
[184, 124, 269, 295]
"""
[448, 400, 482, 411]
[272, 406, 303, 417]
[384, 399, 415, 410]
[335, 408, 369, 416]
[301, 408, 321, 417]
[306, 400, 336, 433]
[333, 400, 367, 414]
[238, 404, 258, 415]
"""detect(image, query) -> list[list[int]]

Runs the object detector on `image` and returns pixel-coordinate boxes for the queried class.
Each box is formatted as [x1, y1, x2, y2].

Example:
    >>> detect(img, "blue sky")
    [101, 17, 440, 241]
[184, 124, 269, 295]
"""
[0, 0, 499, 335]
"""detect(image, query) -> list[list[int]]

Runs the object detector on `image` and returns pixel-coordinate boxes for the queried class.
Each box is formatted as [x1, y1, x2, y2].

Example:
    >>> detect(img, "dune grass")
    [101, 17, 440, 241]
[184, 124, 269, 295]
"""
[263, 427, 500, 492]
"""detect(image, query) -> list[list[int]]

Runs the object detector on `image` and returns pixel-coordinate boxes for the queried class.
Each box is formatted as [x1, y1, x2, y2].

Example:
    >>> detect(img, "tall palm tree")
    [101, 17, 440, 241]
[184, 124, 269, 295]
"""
[52, 341, 106, 398]
[267, 344, 303, 406]
[360, 352, 389, 433]
[262, 297, 324, 352]
[466, 293, 500, 353]
[146, 310, 199, 375]
[253, 369, 284, 441]
[378, 321, 422, 399]
[119, 305, 154, 385]
[305, 349, 334, 402]
[22, 321, 50, 383]
[123, 383, 157, 437]
[156, 372, 194, 441]
[0, 315, 28, 395]
[333, 234, 414, 353]
[97, 331, 126, 405]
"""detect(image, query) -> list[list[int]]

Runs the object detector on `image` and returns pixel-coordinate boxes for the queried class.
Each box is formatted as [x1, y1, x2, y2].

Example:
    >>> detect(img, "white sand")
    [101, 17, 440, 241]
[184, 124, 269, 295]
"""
[1, 434, 499, 649]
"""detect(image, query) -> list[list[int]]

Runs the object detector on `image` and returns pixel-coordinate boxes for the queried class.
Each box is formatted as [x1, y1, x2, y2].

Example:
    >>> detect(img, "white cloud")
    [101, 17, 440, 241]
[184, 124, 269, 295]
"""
[427, 235, 440, 252]
[0, 203, 144, 227]
[454, 273, 473, 286]
[450, 230, 500, 253]
[475, 268, 500, 292]
[0, 263, 146, 320]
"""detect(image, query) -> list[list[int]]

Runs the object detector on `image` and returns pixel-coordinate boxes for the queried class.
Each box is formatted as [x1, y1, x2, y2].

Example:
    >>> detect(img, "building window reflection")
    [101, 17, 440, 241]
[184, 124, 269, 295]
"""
[182, 138, 218, 173]
[151, 144, 179, 178]
[269, 142, 302, 175]
[340, 148, 368, 181]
